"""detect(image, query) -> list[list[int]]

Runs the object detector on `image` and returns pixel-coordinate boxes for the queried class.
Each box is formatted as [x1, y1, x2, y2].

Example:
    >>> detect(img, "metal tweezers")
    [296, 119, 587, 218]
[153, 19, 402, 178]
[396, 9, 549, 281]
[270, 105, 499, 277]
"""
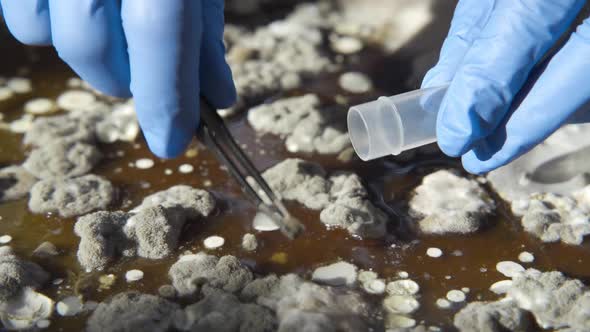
[197, 98, 304, 239]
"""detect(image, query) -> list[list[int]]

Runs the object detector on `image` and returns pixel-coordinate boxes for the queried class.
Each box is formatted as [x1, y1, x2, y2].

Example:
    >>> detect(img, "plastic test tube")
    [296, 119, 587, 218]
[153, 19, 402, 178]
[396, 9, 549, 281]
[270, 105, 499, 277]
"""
[347, 84, 449, 161]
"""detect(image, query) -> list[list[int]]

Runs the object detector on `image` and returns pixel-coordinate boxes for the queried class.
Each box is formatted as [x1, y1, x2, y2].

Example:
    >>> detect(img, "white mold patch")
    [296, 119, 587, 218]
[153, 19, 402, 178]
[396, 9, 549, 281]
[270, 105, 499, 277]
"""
[125, 269, 144, 282]
[496, 261, 525, 278]
[203, 236, 225, 249]
[0, 235, 12, 244]
[56, 90, 96, 112]
[446, 290, 466, 303]
[339, 72, 373, 94]
[135, 158, 154, 169]
[178, 164, 194, 174]
[490, 280, 513, 295]
[24, 98, 56, 115]
[386, 279, 420, 296]
[518, 251, 535, 263]
[436, 298, 451, 309]
[426, 247, 443, 258]
[383, 295, 420, 314]
[7, 77, 32, 94]
[312, 261, 358, 286]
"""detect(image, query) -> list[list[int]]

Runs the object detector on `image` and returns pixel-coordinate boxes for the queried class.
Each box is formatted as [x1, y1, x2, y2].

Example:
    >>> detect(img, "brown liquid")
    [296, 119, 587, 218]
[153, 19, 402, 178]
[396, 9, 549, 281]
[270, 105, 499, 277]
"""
[1, 26, 590, 332]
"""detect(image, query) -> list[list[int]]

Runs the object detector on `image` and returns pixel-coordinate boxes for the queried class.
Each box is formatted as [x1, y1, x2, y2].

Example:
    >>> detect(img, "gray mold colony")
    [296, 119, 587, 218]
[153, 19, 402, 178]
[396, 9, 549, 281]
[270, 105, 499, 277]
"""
[247, 94, 350, 155]
[29, 174, 114, 218]
[0, 166, 36, 203]
[75, 186, 216, 271]
[263, 158, 388, 238]
[0, 247, 49, 302]
[86, 292, 180, 332]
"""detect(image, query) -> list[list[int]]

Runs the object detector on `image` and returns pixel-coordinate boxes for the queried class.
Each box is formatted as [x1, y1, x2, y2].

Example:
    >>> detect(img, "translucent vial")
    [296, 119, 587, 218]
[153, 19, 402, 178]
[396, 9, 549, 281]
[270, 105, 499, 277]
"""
[347, 85, 448, 161]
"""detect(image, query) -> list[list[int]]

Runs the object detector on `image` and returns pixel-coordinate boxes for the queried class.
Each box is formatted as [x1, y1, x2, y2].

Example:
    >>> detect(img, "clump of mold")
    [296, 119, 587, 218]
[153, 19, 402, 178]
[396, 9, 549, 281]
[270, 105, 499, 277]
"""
[263, 158, 388, 238]
[409, 170, 496, 234]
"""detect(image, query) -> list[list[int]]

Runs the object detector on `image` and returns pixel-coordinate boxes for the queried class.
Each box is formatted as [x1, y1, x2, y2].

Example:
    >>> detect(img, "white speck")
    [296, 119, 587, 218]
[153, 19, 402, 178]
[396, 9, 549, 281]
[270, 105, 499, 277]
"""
[426, 247, 443, 258]
[56, 90, 96, 112]
[7, 77, 32, 93]
[0, 235, 12, 244]
[331, 36, 363, 54]
[0, 87, 14, 100]
[446, 290, 466, 303]
[312, 261, 358, 286]
[164, 168, 173, 175]
[52, 279, 64, 285]
[253, 212, 280, 231]
[203, 180, 212, 187]
[386, 279, 420, 296]
[518, 251, 535, 263]
[36, 319, 51, 329]
[178, 164, 194, 174]
[125, 269, 144, 282]
[383, 295, 420, 314]
[364, 279, 386, 294]
[398, 271, 409, 279]
[339, 72, 373, 94]
[56, 296, 83, 316]
[461, 287, 470, 293]
[135, 158, 154, 169]
[480, 267, 488, 273]
[444, 275, 452, 280]
[490, 280, 513, 295]
[24, 98, 55, 115]
[436, 298, 451, 309]
[203, 236, 225, 249]
[496, 261, 525, 278]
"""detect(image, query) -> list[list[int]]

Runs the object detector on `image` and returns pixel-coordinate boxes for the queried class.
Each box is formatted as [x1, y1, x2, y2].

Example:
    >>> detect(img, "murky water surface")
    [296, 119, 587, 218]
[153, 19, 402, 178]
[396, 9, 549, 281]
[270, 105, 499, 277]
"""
[1, 13, 590, 332]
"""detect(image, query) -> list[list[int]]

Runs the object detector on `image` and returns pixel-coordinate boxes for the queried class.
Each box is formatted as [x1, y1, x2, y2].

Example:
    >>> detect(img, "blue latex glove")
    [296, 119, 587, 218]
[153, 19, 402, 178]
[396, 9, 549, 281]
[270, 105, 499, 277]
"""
[422, 0, 590, 174]
[0, 0, 236, 158]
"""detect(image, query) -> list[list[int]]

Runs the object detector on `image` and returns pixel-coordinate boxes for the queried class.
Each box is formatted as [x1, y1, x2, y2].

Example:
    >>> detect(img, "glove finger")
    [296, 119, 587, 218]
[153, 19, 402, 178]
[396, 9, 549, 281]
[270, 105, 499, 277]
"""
[437, 0, 586, 157]
[0, 0, 51, 45]
[422, 0, 495, 88]
[122, 0, 202, 158]
[49, 0, 131, 97]
[200, 0, 236, 109]
[462, 18, 590, 174]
